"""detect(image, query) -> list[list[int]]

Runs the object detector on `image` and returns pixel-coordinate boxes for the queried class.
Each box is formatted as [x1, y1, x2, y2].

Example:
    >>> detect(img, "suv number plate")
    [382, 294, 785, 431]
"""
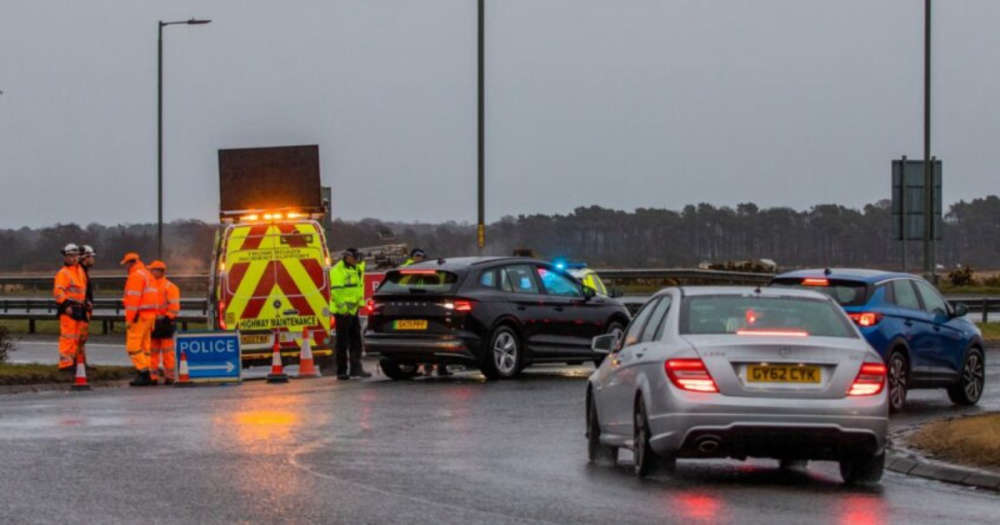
[393, 319, 428, 330]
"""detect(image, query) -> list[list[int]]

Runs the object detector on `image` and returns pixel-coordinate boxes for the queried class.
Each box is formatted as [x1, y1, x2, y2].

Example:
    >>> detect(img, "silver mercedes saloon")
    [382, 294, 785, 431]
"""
[586, 286, 889, 484]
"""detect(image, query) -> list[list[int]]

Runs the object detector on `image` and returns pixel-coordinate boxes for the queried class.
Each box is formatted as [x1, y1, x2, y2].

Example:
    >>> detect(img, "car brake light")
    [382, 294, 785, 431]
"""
[665, 359, 719, 393]
[735, 329, 809, 337]
[847, 312, 883, 327]
[802, 278, 829, 286]
[400, 269, 438, 275]
[848, 362, 886, 396]
[443, 299, 474, 312]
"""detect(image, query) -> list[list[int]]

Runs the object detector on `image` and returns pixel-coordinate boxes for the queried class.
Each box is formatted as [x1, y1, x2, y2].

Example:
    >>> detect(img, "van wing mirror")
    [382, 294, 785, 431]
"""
[591, 333, 619, 354]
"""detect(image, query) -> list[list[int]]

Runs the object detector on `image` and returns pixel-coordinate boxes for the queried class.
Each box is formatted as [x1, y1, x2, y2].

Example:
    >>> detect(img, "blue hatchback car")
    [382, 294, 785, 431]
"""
[771, 269, 985, 412]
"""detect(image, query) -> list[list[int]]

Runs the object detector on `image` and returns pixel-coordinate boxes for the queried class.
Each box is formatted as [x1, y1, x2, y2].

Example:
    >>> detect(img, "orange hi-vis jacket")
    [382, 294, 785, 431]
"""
[156, 278, 181, 319]
[123, 262, 159, 322]
[54, 264, 87, 305]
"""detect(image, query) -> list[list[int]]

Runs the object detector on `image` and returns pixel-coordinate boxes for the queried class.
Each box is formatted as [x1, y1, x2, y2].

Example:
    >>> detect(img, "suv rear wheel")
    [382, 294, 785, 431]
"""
[379, 358, 420, 380]
[480, 326, 522, 380]
[886, 349, 908, 413]
[948, 347, 985, 406]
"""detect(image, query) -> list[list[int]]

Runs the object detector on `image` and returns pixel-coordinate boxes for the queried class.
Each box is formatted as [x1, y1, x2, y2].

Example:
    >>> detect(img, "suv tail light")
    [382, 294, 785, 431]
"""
[847, 312, 883, 327]
[444, 299, 475, 312]
[847, 362, 886, 396]
[665, 359, 719, 393]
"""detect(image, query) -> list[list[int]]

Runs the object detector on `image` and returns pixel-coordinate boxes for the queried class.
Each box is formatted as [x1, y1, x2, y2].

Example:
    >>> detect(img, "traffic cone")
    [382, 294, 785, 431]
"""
[70, 352, 90, 391]
[267, 329, 289, 383]
[175, 349, 194, 387]
[297, 327, 320, 378]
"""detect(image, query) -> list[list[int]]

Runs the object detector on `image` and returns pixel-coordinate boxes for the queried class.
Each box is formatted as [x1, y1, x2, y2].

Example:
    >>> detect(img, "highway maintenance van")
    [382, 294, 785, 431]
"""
[209, 145, 334, 369]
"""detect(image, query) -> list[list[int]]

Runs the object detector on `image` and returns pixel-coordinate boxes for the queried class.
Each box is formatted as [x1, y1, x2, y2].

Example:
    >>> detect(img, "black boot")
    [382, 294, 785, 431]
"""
[129, 371, 152, 387]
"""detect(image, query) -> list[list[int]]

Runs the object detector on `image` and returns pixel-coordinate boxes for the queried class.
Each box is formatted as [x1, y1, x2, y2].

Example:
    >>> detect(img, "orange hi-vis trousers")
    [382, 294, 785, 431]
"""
[150, 337, 176, 381]
[58, 314, 85, 370]
[125, 317, 154, 373]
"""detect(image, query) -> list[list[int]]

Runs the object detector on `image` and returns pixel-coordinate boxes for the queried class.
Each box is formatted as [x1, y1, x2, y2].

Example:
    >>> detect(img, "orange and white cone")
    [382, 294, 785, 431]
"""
[267, 329, 289, 383]
[297, 327, 319, 378]
[70, 352, 91, 391]
[175, 350, 194, 387]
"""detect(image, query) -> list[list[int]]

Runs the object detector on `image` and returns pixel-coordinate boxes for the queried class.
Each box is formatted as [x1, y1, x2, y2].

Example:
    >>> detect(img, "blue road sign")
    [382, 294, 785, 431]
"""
[175, 332, 241, 383]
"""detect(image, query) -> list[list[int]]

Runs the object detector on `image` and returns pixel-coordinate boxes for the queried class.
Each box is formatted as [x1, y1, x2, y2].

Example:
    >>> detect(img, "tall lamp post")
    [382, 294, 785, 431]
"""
[158, 18, 211, 261]
[476, 0, 485, 252]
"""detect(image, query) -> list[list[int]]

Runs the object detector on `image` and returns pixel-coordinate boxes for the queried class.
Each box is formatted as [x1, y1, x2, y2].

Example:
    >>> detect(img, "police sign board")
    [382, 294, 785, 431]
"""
[175, 332, 241, 383]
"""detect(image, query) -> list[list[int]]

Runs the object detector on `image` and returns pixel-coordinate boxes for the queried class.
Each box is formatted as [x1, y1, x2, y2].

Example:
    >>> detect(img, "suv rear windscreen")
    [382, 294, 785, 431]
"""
[680, 295, 856, 338]
[770, 278, 870, 307]
[377, 269, 460, 294]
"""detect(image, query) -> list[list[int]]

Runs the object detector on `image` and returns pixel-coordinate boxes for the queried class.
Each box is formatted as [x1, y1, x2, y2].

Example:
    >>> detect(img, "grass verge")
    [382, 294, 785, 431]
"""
[0, 363, 134, 385]
[910, 413, 1000, 469]
[978, 323, 1000, 342]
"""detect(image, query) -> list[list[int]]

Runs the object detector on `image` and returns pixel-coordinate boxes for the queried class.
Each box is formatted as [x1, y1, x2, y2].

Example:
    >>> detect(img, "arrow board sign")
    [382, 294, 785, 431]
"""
[175, 331, 242, 383]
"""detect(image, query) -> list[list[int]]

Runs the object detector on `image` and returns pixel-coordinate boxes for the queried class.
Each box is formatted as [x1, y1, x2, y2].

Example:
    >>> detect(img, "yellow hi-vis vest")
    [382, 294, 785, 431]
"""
[330, 260, 365, 315]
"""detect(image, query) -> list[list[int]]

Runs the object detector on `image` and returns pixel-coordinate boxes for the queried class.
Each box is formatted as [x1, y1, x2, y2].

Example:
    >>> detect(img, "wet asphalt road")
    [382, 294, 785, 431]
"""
[1, 341, 998, 524]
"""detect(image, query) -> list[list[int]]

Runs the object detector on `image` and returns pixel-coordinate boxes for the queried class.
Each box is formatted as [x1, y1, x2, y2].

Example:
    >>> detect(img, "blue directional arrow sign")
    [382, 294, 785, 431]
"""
[175, 331, 241, 383]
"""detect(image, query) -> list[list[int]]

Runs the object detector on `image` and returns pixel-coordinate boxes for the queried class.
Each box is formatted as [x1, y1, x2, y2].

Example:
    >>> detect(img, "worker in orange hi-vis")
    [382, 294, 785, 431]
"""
[148, 260, 180, 385]
[120, 252, 158, 386]
[53, 244, 87, 375]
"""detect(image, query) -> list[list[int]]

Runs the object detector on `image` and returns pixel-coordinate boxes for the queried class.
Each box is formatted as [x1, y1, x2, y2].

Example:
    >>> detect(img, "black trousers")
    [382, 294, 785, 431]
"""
[334, 313, 362, 374]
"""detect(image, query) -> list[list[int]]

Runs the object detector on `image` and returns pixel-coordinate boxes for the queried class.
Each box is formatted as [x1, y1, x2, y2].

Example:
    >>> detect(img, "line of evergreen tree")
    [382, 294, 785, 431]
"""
[2, 196, 997, 272]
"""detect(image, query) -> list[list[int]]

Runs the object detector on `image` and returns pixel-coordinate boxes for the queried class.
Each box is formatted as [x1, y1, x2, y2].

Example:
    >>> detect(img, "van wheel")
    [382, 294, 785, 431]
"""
[839, 452, 885, 485]
[379, 358, 419, 380]
[886, 350, 908, 413]
[480, 326, 522, 380]
[948, 347, 985, 406]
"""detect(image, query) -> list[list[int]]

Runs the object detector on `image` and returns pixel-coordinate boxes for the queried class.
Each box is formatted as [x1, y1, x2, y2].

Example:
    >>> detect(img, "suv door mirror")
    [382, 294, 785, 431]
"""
[591, 333, 619, 354]
[952, 302, 968, 318]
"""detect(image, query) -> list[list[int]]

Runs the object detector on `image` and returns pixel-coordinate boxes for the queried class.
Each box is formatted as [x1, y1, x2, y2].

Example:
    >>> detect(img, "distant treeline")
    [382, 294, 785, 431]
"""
[2, 196, 999, 272]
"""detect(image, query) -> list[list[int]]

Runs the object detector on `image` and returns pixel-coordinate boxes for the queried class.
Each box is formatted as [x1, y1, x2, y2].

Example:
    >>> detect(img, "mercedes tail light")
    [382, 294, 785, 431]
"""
[848, 362, 887, 396]
[665, 359, 719, 393]
[847, 312, 883, 327]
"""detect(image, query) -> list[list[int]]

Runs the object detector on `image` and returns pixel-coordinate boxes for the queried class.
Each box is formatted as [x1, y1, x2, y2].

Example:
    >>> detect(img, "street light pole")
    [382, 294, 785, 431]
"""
[476, 0, 485, 253]
[157, 18, 211, 261]
[922, 0, 934, 280]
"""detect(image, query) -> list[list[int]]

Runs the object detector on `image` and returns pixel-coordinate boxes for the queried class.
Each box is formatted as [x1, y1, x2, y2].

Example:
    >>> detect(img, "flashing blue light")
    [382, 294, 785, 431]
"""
[551, 258, 586, 270]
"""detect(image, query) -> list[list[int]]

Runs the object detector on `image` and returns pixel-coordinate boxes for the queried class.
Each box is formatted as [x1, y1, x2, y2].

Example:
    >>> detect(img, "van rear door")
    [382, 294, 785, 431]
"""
[220, 221, 330, 349]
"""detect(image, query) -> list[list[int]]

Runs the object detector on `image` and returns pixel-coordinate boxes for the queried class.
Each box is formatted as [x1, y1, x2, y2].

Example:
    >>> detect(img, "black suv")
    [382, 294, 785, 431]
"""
[364, 257, 631, 380]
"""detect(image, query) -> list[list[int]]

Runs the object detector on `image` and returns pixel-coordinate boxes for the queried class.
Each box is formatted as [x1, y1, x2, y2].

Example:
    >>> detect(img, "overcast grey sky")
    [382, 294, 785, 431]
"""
[2, 0, 999, 228]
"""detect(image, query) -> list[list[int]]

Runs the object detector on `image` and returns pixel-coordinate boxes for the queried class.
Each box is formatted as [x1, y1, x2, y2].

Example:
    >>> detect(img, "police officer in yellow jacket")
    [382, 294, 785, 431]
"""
[330, 248, 371, 379]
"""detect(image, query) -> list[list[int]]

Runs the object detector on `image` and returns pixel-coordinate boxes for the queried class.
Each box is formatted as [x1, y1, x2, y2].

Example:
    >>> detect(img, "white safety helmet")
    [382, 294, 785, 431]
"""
[61, 243, 81, 256]
[81, 245, 96, 257]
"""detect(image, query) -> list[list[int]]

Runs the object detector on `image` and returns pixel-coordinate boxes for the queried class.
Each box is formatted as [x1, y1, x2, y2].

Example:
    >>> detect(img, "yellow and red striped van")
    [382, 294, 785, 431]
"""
[211, 219, 333, 368]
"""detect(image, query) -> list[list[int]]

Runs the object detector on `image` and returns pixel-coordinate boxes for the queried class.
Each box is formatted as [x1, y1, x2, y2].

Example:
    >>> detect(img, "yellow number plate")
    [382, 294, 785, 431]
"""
[747, 365, 821, 383]
[394, 319, 428, 330]
[241, 334, 271, 345]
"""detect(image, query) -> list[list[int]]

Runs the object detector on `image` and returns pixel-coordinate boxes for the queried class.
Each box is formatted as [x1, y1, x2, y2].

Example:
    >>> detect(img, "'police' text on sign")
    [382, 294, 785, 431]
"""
[175, 332, 241, 383]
